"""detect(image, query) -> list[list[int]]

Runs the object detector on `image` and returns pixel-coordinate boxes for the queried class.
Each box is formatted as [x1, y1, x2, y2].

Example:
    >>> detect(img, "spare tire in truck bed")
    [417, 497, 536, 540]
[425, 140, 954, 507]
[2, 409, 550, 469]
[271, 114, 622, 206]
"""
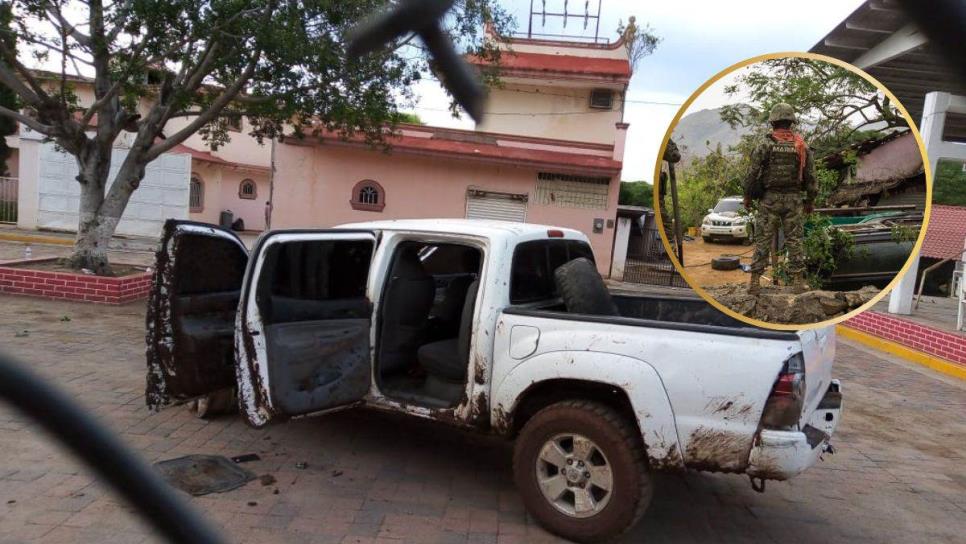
[711, 255, 741, 271]
[553, 258, 619, 316]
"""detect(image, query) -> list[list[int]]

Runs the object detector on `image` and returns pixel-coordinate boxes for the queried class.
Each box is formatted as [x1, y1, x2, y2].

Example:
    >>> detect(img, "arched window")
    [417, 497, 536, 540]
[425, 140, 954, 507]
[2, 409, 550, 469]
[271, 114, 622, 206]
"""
[238, 178, 257, 200]
[189, 175, 204, 212]
[350, 179, 385, 212]
[359, 185, 378, 205]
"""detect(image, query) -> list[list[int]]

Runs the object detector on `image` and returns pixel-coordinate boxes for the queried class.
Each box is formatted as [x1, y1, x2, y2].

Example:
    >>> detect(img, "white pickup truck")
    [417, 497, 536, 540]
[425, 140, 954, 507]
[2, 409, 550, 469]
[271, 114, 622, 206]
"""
[145, 218, 842, 542]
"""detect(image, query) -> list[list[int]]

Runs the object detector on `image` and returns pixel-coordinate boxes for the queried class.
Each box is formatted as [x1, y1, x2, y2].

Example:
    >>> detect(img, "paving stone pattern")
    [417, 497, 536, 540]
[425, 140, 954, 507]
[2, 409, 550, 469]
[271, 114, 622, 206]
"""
[0, 295, 963, 543]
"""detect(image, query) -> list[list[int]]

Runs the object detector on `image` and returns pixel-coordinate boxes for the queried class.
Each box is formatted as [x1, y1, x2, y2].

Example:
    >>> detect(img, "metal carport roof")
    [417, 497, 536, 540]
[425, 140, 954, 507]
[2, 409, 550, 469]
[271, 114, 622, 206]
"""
[809, 0, 966, 142]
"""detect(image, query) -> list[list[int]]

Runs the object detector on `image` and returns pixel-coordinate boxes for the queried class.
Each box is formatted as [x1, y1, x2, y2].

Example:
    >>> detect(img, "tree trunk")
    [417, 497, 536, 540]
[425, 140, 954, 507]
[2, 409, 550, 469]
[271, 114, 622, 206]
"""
[66, 145, 115, 275]
[68, 208, 118, 276]
[67, 174, 116, 276]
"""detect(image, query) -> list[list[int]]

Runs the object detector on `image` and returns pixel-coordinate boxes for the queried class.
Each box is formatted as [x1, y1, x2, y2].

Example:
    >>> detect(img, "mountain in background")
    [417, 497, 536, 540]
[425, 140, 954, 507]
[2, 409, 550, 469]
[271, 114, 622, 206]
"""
[671, 107, 751, 162]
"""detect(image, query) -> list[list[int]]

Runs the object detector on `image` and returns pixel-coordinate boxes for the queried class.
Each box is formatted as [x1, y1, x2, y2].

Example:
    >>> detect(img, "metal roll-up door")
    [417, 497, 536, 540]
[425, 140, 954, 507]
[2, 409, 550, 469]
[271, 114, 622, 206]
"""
[465, 189, 527, 222]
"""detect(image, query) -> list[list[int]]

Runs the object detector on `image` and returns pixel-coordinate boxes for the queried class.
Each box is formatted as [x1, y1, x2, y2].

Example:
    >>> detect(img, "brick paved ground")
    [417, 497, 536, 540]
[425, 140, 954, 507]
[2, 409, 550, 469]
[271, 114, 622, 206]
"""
[0, 294, 964, 543]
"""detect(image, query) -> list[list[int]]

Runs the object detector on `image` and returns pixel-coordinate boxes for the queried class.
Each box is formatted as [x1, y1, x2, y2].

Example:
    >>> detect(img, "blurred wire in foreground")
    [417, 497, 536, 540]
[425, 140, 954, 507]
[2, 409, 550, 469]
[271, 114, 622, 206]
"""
[347, 0, 485, 123]
[0, 352, 225, 544]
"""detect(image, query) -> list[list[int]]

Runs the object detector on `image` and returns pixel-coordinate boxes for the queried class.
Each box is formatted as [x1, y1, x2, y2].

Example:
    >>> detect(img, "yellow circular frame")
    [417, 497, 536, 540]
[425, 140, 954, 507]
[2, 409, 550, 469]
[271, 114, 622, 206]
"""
[652, 51, 933, 331]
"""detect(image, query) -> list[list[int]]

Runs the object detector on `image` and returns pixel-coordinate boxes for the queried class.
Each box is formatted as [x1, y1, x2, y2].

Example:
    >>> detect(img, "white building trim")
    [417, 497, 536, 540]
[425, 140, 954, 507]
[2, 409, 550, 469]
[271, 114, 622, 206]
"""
[889, 91, 966, 315]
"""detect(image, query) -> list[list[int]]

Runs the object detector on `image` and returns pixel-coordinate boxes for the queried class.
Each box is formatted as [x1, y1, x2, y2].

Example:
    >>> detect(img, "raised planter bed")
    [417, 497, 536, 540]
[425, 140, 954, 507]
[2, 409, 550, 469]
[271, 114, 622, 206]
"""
[0, 257, 152, 304]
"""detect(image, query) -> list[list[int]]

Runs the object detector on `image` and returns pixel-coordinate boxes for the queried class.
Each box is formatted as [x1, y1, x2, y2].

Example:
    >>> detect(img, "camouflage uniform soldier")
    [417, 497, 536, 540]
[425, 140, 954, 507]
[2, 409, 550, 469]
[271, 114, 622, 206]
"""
[744, 103, 817, 294]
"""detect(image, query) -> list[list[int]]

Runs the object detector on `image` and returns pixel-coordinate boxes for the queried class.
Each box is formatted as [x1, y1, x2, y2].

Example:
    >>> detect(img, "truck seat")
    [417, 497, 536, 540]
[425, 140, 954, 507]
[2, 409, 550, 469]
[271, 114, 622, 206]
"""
[379, 248, 436, 374]
[418, 279, 479, 383]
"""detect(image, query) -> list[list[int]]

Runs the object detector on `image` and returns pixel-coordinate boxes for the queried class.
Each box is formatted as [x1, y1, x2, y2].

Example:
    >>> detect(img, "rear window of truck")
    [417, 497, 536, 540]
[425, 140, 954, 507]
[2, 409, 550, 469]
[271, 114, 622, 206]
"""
[510, 240, 595, 304]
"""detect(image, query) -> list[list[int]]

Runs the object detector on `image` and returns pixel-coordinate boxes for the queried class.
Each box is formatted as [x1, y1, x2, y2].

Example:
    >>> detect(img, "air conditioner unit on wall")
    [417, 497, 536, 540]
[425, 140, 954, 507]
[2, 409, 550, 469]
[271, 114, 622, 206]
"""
[589, 89, 614, 110]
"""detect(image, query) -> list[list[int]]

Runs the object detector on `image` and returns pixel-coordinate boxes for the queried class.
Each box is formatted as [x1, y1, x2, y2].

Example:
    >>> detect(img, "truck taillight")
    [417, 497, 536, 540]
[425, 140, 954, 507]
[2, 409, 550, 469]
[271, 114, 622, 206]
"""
[760, 352, 805, 430]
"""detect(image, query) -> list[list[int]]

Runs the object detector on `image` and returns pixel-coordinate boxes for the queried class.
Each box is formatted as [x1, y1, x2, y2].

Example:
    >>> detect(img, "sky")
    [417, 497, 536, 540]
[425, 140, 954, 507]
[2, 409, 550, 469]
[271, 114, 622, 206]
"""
[412, 0, 866, 182]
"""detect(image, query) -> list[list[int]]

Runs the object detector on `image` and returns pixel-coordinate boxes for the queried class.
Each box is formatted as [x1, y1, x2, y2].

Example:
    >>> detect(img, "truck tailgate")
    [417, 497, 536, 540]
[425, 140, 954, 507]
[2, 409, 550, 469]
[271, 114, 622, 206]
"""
[798, 326, 836, 420]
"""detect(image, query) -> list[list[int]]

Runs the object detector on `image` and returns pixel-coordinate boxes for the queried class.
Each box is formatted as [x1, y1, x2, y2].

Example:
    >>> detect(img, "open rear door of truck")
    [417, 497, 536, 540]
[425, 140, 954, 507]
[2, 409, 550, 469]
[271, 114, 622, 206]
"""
[145, 220, 249, 411]
[235, 230, 378, 427]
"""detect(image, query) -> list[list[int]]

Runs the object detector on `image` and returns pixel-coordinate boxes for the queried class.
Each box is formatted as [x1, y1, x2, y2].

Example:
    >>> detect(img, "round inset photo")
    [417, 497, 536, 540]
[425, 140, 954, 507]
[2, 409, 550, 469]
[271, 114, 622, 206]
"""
[654, 52, 931, 329]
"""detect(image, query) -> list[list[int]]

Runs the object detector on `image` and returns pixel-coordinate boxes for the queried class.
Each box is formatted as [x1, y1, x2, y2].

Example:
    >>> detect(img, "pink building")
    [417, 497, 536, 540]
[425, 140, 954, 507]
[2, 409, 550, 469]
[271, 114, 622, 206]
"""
[270, 29, 633, 275]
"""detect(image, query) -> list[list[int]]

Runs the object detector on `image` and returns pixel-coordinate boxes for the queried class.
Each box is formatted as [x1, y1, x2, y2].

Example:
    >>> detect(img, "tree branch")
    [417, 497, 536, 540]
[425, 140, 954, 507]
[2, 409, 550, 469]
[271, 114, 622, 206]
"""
[0, 41, 53, 106]
[44, 2, 93, 48]
[0, 106, 54, 134]
[146, 49, 263, 160]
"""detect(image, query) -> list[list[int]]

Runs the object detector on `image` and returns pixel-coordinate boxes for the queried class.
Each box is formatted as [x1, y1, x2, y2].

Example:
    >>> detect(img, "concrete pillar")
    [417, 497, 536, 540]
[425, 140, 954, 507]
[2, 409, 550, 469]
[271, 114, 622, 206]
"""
[15, 129, 42, 231]
[610, 216, 631, 281]
[889, 92, 966, 314]
[613, 123, 630, 162]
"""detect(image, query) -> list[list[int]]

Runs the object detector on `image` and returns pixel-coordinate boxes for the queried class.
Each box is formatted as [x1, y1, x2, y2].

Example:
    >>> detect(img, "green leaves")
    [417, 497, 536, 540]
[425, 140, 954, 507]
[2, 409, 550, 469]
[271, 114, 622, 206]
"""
[720, 57, 905, 157]
[618, 181, 653, 208]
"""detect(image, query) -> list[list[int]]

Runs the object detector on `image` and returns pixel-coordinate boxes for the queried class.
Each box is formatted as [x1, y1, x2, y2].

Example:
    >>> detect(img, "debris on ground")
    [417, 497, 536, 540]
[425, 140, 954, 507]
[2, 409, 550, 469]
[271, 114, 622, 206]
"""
[331, 470, 343, 478]
[154, 454, 256, 496]
[259, 474, 277, 486]
[60, 315, 71, 322]
[295, 462, 308, 470]
[231, 453, 261, 464]
[707, 284, 879, 324]
[14, 330, 28, 337]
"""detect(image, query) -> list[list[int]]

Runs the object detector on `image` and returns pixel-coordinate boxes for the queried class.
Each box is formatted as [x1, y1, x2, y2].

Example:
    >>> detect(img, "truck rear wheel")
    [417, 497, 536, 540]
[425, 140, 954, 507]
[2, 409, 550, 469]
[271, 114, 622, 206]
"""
[513, 400, 652, 543]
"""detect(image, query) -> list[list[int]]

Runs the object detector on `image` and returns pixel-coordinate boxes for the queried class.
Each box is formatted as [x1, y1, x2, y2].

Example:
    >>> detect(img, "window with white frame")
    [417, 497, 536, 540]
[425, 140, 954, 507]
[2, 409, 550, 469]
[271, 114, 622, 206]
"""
[350, 179, 385, 211]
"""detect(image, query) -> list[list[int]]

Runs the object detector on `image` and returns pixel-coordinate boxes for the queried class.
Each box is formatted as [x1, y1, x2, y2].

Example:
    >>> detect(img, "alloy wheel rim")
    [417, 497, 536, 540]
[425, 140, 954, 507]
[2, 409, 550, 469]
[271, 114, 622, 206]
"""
[535, 433, 613, 518]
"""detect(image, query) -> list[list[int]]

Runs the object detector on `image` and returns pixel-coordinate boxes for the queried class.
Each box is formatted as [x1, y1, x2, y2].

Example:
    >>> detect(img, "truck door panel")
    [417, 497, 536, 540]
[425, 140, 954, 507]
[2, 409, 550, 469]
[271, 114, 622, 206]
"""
[145, 221, 248, 411]
[240, 232, 377, 422]
[265, 318, 371, 414]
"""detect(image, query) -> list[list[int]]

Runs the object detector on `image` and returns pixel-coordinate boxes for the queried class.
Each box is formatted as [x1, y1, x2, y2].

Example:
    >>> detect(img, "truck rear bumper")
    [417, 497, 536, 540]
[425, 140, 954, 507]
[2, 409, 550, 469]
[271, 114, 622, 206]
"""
[747, 380, 842, 480]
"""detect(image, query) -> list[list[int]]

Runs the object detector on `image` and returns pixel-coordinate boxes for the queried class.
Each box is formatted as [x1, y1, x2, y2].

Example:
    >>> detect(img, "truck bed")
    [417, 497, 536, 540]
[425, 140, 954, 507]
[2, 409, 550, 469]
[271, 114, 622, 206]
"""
[503, 291, 799, 341]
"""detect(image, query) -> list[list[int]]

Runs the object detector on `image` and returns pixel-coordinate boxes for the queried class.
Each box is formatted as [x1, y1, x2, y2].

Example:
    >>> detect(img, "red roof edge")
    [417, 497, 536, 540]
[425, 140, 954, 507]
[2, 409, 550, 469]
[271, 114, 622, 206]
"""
[289, 127, 622, 176]
[172, 144, 269, 173]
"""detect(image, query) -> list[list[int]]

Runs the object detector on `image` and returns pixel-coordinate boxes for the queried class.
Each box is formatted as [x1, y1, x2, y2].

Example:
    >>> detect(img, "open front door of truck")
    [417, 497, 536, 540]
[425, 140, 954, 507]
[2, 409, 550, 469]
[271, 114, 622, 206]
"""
[146, 220, 249, 411]
[235, 231, 378, 427]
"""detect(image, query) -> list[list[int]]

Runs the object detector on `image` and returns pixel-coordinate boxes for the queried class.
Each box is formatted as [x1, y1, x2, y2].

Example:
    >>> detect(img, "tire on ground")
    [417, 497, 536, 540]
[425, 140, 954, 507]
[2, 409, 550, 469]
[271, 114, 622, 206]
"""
[711, 255, 741, 271]
[513, 400, 653, 543]
[553, 258, 619, 316]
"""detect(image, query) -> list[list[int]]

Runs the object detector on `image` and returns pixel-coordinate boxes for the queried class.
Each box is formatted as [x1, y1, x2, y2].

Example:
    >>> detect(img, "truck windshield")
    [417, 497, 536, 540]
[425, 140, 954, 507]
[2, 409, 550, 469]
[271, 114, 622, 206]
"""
[510, 240, 595, 304]
[713, 200, 743, 213]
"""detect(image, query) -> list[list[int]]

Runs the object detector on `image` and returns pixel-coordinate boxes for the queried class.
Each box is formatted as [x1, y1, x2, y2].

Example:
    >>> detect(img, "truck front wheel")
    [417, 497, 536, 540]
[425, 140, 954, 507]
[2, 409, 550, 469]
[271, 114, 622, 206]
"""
[513, 400, 652, 542]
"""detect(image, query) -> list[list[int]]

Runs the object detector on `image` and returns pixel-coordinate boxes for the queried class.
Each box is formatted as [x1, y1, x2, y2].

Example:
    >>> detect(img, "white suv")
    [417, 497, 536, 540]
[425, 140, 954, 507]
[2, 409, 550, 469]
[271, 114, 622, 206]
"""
[701, 196, 753, 243]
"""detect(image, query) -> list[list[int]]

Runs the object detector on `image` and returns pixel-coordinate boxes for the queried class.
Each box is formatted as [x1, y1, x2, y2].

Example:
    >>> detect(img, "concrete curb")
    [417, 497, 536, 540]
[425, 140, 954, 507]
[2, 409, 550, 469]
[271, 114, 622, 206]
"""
[0, 231, 73, 246]
[838, 324, 966, 381]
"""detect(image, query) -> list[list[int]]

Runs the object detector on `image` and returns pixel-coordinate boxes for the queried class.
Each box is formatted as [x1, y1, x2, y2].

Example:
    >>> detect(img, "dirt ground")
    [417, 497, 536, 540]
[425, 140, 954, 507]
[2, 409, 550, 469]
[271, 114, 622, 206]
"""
[679, 237, 756, 287]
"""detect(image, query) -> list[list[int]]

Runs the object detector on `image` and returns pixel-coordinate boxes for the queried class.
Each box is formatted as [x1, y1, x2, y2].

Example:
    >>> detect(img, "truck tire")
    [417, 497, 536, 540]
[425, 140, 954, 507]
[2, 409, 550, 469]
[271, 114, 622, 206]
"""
[702, 236, 712, 243]
[513, 400, 652, 543]
[553, 258, 619, 316]
[711, 255, 741, 271]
